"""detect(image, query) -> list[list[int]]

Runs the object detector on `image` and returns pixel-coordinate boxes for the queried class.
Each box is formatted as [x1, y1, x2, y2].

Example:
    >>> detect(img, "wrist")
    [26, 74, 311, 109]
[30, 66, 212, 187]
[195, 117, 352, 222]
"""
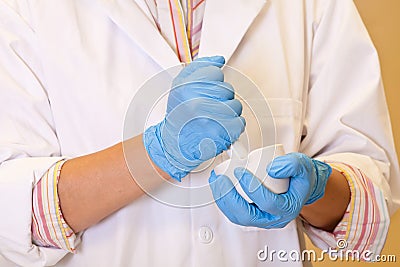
[305, 159, 332, 205]
[300, 167, 350, 232]
[143, 124, 189, 181]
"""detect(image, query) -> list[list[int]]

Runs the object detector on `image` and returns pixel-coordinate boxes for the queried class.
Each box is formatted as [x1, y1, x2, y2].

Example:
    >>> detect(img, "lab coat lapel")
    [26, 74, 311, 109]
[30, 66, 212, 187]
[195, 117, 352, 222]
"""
[199, 0, 267, 63]
[98, 0, 181, 70]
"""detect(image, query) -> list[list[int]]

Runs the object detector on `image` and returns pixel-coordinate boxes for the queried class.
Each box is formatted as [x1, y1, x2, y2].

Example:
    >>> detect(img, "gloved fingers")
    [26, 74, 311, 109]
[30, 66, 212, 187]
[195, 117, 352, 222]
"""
[203, 81, 234, 100]
[209, 171, 276, 227]
[267, 153, 312, 178]
[176, 56, 225, 80]
[165, 98, 235, 124]
[267, 153, 325, 206]
[184, 65, 224, 82]
[216, 116, 246, 144]
[192, 55, 225, 66]
[234, 167, 286, 214]
[190, 81, 235, 100]
[195, 99, 242, 117]
[166, 101, 245, 142]
[174, 115, 243, 162]
[169, 81, 234, 104]
[220, 99, 243, 117]
[194, 118, 244, 157]
[267, 154, 314, 205]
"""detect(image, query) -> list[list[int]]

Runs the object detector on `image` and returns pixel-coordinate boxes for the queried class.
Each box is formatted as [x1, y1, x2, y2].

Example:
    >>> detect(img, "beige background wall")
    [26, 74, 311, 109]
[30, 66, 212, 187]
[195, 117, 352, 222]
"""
[306, 0, 400, 265]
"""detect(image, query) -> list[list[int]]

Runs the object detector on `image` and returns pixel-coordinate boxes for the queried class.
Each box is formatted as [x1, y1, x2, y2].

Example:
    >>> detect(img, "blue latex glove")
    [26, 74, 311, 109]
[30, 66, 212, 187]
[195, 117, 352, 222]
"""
[209, 153, 332, 229]
[144, 56, 246, 181]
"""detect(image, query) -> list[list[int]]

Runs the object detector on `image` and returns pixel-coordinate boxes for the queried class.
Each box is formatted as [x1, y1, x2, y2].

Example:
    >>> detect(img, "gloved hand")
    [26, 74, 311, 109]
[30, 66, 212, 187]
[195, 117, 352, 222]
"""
[144, 56, 246, 181]
[209, 153, 332, 228]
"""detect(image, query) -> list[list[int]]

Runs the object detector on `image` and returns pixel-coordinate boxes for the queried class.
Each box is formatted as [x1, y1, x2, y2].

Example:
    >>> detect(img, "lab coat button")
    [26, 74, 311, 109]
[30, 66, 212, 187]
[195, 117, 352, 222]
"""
[198, 226, 213, 244]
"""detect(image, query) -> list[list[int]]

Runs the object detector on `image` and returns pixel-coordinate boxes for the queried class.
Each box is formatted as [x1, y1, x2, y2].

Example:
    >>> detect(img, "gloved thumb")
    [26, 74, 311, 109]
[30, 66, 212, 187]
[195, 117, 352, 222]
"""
[267, 153, 308, 179]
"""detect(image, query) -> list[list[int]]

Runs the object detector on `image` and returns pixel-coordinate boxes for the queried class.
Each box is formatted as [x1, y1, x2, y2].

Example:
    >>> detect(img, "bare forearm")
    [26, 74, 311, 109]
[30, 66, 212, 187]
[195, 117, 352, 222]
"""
[58, 134, 169, 233]
[300, 168, 350, 232]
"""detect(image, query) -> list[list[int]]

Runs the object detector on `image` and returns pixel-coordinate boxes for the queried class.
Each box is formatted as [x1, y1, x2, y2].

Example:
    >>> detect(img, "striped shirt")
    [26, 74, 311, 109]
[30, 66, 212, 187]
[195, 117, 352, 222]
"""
[303, 162, 390, 259]
[144, 0, 206, 62]
[31, 160, 79, 252]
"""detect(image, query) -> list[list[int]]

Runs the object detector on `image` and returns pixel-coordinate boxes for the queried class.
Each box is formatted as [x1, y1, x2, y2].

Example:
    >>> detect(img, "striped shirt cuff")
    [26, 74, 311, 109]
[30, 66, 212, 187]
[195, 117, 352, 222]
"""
[31, 160, 81, 253]
[303, 162, 390, 259]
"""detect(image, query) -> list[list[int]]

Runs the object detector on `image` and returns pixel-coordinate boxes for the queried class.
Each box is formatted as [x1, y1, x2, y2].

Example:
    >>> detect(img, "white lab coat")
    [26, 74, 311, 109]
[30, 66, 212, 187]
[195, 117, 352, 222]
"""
[0, 0, 398, 266]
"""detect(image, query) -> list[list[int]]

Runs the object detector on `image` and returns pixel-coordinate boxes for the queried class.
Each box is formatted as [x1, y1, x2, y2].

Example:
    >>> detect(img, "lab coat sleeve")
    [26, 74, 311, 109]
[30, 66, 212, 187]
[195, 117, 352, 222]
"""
[0, 2, 70, 266]
[299, 0, 399, 215]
